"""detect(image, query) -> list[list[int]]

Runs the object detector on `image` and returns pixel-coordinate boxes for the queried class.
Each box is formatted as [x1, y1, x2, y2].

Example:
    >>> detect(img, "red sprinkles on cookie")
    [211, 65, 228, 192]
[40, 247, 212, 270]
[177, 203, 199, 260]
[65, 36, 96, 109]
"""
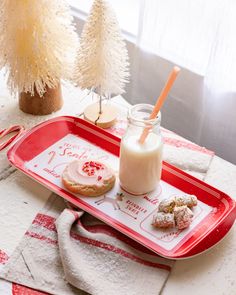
[82, 161, 105, 176]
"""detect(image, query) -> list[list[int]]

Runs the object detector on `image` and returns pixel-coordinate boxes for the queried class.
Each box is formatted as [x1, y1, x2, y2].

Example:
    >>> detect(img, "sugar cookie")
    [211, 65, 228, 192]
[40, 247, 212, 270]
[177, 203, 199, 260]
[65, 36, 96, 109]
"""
[62, 160, 116, 197]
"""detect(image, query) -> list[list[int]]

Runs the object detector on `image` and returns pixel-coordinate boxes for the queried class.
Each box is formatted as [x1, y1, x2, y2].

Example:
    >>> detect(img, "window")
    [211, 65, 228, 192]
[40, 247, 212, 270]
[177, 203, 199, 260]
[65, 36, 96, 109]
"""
[138, 0, 223, 75]
[67, 0, 140, 36]
[68, 0, 236, 80]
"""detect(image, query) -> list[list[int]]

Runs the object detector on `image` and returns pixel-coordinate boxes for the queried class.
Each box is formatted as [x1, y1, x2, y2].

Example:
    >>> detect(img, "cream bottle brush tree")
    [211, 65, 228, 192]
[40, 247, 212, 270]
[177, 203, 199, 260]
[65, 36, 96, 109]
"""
[0, 0, 78, 115]
[75, 0, 129, 128]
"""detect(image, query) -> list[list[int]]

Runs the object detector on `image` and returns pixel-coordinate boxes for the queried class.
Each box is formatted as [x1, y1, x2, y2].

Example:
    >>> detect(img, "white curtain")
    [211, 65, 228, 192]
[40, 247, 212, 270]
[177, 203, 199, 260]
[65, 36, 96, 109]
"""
[128, 0, 236, 164]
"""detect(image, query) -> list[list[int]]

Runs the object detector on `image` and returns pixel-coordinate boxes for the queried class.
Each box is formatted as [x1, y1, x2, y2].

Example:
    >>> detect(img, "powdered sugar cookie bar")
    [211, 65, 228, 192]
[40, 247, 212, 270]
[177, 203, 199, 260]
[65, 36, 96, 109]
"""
[174, 194, 197, 208]
[174, 205, 194, 230]
[158, 198, 175, 213]
[152, 212, 175, 229]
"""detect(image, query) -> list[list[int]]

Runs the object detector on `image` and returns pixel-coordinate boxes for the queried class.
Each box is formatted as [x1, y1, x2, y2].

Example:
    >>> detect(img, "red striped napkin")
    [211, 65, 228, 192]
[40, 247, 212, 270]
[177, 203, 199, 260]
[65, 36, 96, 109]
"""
[0, 194, 174, 295]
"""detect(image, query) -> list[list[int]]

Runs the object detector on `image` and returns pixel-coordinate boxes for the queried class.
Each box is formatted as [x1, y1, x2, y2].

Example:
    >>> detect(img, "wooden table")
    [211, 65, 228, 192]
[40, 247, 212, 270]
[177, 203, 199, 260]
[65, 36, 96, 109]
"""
[0, 72, 235, 294]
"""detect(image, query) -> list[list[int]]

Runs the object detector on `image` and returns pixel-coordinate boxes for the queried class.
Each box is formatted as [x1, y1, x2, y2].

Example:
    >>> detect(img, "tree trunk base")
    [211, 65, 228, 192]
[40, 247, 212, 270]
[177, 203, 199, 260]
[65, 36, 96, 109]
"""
[19, 84, 63, 115]
[84, 102, 118, 129]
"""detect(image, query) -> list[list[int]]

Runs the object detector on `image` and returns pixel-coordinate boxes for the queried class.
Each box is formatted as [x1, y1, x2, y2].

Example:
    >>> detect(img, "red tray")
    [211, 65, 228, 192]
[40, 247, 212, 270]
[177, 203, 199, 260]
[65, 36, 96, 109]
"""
[7, 116, 236, 259]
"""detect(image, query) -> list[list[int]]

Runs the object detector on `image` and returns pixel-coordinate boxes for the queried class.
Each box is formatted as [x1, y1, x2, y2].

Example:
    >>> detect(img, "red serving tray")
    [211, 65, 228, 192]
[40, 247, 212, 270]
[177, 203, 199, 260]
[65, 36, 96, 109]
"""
[7, 116, 236, 259]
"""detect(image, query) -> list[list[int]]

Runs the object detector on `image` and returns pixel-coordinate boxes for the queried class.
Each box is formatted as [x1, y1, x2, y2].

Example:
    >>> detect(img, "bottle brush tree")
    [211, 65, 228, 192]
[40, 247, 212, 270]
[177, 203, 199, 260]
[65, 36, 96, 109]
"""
[0, 0, 78, 115]
[75, 0, 129, 128]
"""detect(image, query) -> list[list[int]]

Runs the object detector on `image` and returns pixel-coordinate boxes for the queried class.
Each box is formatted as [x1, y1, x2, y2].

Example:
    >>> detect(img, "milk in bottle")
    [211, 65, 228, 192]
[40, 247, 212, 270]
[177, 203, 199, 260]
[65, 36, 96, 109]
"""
[119, 104, 163, 195]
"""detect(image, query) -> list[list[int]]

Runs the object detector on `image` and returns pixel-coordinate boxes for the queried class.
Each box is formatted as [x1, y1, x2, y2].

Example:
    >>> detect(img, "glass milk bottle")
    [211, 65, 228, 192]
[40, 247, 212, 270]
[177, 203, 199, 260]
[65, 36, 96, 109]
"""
[119, 104, 163, 195]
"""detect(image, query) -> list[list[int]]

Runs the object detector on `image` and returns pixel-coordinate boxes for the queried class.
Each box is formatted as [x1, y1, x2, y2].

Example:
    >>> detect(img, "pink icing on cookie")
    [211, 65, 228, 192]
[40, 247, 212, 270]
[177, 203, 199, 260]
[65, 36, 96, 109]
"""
[64, 160, 113, 186]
